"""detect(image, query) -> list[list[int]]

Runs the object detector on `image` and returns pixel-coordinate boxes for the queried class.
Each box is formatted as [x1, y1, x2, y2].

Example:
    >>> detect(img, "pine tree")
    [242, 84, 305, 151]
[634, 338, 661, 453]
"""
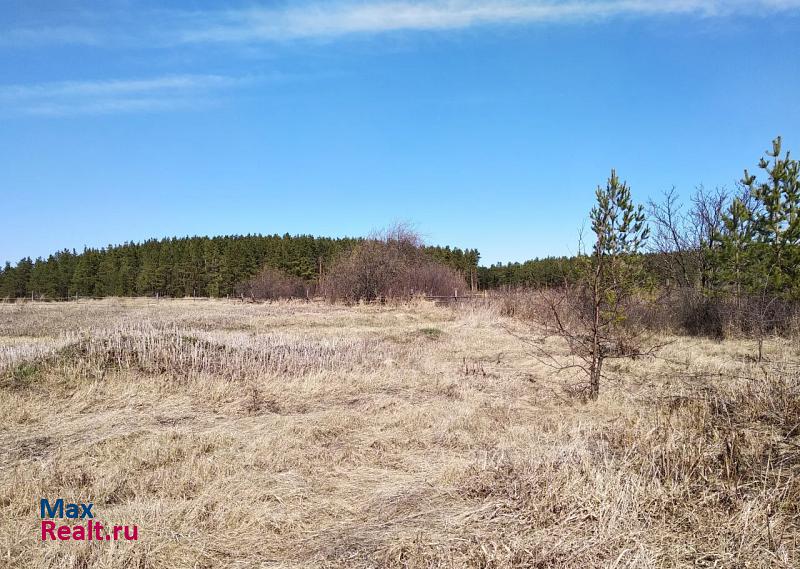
[55, 250, 76, 298]
[546, 170, 650, 400]
[0, 262, 14, 298]
[70, 250, 99, 297]
[29, 257, 59, 299]
[743, 136, 800, 296]
[714, 194, 756, 300]
[14, 257, 33, 298]
[97, 247, 120, 296]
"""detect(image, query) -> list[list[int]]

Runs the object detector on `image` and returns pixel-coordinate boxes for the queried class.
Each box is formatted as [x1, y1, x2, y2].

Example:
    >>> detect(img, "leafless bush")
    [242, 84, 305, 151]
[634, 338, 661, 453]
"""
[655, 288, 730, 339]
[633, 288, 800, 347]
[321, 226, 466, 302]
[237, 266, 311, 300]
[483, 283, 800, 356]
[646, 186, 731, 293]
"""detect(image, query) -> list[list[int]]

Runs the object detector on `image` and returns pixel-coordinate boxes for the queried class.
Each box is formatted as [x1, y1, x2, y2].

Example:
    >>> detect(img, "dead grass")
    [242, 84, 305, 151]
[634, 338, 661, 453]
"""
[0, 298, 798, 568]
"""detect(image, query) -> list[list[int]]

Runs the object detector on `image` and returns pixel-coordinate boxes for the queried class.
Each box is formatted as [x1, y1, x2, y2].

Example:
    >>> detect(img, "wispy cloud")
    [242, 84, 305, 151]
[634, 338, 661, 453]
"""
[0, 74, 247, 117]
[175, 1, 800, 43]
[0, 25, 102, 47]
[4, 1, 800, 48]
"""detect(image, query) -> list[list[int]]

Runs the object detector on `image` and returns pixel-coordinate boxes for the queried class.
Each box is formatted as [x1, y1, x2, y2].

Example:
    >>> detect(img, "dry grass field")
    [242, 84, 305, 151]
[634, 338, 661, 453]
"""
[1, 298, 798, 568]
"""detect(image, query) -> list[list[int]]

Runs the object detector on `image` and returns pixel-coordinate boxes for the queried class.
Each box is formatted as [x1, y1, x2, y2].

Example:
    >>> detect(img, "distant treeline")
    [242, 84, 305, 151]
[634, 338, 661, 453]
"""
[478, 253, 686, 289]
[479, 257, 580, 289]
[0, 234, 480, 299]
[0, 235, 741, 300]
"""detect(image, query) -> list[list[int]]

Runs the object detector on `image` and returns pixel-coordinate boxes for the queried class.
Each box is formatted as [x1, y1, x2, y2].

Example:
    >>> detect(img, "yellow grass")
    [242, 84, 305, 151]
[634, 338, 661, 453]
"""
[0, 298, 797, 568]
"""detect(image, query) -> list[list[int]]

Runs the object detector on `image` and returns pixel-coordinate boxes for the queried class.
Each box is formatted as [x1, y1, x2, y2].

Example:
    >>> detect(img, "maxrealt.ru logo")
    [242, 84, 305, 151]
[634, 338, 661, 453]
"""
[40, 499, 138, 541]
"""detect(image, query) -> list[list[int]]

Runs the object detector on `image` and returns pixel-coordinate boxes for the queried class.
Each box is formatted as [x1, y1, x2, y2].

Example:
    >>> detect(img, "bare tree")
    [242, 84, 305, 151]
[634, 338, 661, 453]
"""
[647, 185, 731, 292]
[690, 185, 729, 292]
[648, 187, 695, 288]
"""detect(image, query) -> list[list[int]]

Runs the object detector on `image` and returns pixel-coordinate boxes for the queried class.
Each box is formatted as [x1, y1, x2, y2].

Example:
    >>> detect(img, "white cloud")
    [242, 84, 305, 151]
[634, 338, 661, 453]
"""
[0, 75, 242, 99]
[2, 1, 797, 116]
[0, 75, 245, 117]
[176, 1, 800, 43]
[20, 98, 208, 117]
[0, 25, 102, 47]
[4, 1, 800, 48]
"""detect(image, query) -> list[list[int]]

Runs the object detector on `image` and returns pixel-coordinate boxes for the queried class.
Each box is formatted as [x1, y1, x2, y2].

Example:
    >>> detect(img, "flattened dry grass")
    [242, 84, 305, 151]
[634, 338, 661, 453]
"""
[0, 299, 798, 568]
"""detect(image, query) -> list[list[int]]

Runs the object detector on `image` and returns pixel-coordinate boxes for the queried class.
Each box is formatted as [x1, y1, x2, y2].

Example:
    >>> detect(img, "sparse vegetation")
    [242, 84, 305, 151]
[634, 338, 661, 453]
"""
[1, 298, 798, 568]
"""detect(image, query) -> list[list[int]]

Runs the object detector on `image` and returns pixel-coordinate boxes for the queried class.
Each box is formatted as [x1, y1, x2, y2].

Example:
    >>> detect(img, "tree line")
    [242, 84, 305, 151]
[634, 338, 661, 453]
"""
[482, 136, 800, 301]
[479, 257, 581, 289]
[0, 234, 480, 300]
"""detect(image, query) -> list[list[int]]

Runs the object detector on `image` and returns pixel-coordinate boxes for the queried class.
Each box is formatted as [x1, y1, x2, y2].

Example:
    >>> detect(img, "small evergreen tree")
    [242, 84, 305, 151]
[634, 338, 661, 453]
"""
[0, 262, 12, 298]
[743, 136, 800, 296]
[544, 170, 651, 400]
[14, 257, 33, 299]
[713, 193, 756, 301]
[584, 170, 649, 397]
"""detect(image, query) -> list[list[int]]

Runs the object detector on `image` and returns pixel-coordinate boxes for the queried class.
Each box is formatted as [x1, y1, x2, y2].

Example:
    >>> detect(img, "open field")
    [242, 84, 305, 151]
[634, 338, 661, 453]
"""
[1, 298, 798, 568]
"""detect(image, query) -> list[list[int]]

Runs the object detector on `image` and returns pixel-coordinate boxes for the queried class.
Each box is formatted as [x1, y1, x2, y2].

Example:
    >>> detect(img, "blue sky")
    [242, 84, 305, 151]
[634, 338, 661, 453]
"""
[1, 1, 799, 266]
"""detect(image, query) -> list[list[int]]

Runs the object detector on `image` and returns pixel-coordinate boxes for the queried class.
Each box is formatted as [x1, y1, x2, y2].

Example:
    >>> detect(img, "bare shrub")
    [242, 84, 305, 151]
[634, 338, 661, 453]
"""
[633, 288, 800, 349]
[237, 266, 311, 300]
[321, 226, 466, 302]
[664, 288, 729, 339]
